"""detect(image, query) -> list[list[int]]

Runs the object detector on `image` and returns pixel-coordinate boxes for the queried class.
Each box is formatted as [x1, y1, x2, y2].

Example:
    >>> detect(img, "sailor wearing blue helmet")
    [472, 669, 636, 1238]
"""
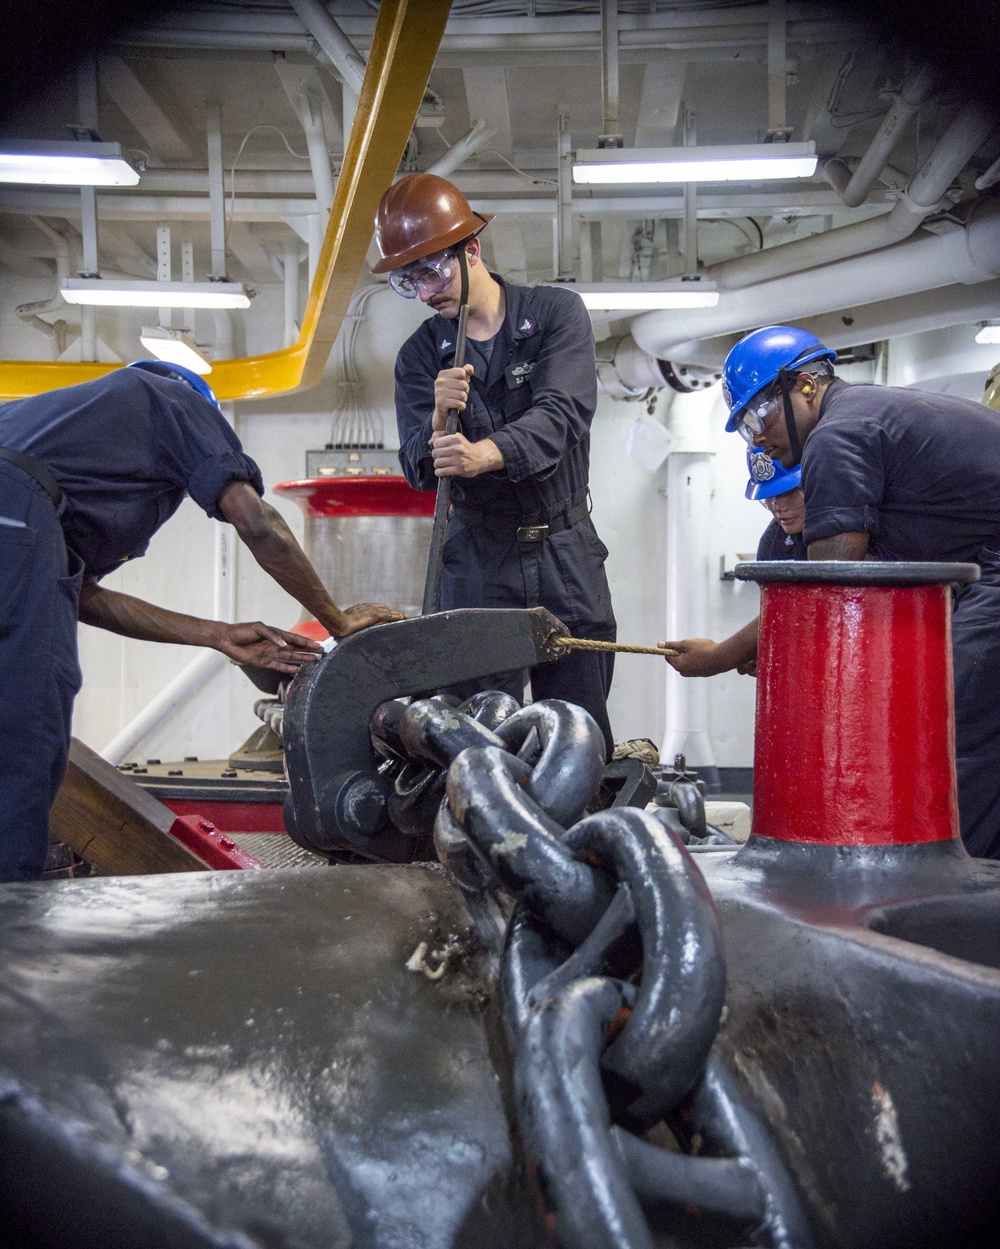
[658, 449, 806, 677]
[0, 365, 403, 882]
[720, 323, 1000, 860]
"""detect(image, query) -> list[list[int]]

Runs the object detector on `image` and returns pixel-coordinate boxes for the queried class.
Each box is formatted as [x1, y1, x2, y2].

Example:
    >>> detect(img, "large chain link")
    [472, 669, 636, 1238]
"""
[371, 693, 812, 1249]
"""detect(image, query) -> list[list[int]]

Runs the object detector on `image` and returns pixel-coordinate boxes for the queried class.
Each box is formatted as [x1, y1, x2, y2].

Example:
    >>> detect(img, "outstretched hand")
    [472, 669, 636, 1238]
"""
[215, 621, 324, 673]
[334, 602, 407, 637]
[658, 638, 730, 678]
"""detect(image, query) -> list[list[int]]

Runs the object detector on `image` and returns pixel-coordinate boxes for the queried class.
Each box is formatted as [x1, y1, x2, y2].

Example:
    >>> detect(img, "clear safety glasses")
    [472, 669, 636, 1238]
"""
[388, 248, 458, 299]
[735, 390, 783, 444]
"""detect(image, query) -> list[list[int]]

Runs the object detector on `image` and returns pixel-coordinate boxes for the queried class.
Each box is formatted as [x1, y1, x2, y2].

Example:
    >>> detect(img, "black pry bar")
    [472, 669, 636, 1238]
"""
[422, 246, 471, 616]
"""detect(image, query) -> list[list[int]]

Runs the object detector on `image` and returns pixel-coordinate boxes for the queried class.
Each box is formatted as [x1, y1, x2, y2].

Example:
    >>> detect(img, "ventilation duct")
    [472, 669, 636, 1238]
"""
[595, 333, 719, 399]
[630, 199, 1000, 362]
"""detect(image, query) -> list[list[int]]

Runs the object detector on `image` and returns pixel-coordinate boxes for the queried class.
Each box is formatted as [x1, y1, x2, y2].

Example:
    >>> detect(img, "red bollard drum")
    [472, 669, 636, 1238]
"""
[736, 561, 980, 847]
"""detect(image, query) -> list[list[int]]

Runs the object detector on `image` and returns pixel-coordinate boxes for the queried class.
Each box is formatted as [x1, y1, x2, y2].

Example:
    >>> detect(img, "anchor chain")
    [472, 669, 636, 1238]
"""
[369, 694, 812, 1249]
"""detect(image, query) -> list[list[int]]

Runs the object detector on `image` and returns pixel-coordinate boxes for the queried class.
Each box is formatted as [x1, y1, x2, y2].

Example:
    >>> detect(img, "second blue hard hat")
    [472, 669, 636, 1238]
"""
[745, 448, 802, 500]
[127, 360, 221, 411]
[723, 325, 836, 433]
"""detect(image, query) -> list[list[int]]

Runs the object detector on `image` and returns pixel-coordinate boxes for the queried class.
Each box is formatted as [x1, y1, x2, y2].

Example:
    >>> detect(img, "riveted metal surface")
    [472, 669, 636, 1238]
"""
[0, 865, 539, 1249]
[754, 580, 959, 846]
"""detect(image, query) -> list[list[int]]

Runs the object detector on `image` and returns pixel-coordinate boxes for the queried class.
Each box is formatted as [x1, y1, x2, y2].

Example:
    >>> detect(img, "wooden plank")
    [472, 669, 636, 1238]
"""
[50, 739, 209, 875]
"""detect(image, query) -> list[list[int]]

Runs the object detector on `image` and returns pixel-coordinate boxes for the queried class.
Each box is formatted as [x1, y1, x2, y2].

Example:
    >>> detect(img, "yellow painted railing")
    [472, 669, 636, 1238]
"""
[0, 0, 452, 401]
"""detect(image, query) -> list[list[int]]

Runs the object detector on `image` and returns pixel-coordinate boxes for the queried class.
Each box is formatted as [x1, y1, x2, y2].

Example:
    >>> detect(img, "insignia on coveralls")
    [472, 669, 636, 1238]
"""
[519, 318, 537, 335]
[750, 451, 776, 482]
[439, 339, 452, 352]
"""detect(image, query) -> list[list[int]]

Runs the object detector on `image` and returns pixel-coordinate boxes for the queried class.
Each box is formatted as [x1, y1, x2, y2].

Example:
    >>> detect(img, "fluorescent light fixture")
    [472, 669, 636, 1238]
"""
[568, 281, 720, 311]
[62, 279, 251, 309]
[0, 139, 140, 186]
[139, 326, 213, 374]
[975, 323, 1000, 345]
[573, 142, 817, 185]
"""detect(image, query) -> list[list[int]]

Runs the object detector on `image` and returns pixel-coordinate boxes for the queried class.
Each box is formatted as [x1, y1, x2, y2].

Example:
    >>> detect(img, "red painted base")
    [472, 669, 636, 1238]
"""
[162, 799, 286, 834]
[753, 582, 959, 846]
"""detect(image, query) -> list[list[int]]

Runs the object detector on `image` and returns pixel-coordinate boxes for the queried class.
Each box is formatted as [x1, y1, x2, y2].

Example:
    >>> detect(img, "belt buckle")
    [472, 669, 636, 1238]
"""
[516, 523, 549, 542]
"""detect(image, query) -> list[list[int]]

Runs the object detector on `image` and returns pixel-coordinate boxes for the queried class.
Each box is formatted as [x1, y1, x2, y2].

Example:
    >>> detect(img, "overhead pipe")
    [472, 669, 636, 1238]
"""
[599, 0, 622, 148]
[834, 62, 939, 207]
[299, 87, 335, 225]
[120, 16, 861, 57]
[0, 184, 895, 222]
[425, 118, 496, 179]
[633, 279, 1000, 375]
[707, 102, 995, 291]
[288, 0, 366, 96]
[630, 199, 1000, 361]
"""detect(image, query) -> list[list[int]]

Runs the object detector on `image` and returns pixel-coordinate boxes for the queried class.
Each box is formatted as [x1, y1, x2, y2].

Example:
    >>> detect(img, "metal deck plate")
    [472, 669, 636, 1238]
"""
[0, 865, 537, 1248]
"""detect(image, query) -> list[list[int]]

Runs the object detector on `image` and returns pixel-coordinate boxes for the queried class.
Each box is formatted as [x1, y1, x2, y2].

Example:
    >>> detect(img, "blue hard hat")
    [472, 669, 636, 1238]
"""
[745, 448, 802, 500]
[723, 326, 836, 432]
[127, 360, 221, 411]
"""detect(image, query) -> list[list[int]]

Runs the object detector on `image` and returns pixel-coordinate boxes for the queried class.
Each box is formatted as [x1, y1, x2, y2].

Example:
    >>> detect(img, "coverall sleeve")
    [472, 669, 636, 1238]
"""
[394, 336, 438, 492]
[489, 292, 598, 484]
[801, 416, 888, 546]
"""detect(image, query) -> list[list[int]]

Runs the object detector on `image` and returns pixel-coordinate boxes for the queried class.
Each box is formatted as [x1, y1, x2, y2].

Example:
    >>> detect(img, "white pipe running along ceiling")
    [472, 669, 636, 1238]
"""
[706, 104, 996, 292]
[661, 280, 1000, 370]
[629, 199, 1000, 362]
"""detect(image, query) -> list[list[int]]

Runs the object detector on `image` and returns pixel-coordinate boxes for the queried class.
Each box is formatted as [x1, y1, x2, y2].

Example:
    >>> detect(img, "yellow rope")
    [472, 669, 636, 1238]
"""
[555, 636, 678, 658]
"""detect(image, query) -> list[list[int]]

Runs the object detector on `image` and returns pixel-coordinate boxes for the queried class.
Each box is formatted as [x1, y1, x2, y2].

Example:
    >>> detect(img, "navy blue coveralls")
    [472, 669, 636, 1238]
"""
[395, 277, 617, 752]
[756, 519, 807, 561]
[801, 378, 1000, 859]
[0, 370, 263, 881]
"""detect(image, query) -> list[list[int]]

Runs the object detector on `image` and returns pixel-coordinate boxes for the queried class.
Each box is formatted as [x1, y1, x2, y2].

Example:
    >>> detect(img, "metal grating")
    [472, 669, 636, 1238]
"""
[230, 833, 329, 870]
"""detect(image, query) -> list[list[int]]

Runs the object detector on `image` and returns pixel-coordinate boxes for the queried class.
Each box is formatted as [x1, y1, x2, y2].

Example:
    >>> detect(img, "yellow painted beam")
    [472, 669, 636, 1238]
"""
[0, 0, 452, 402]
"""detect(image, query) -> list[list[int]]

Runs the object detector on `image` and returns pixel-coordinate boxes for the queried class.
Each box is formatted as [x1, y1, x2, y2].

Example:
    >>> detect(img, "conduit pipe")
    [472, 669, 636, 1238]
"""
[834, 62, 938, 207]
[630, 199, 1000, 361]
[645, 279, 1000, 374]
[299, 87, 335, 225]
[707, 103, 995, 291]
[425, 119, 496, 179]
[288, 0, 366, 96]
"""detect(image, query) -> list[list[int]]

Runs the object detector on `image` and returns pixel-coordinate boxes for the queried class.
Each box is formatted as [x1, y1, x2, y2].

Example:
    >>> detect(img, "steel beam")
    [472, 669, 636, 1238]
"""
[0, 0, 452, 400]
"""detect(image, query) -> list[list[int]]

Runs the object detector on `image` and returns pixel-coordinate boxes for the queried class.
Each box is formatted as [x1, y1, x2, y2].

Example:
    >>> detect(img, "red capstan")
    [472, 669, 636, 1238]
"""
[737, 562, 979, 847]
[274, 476, 436, 519]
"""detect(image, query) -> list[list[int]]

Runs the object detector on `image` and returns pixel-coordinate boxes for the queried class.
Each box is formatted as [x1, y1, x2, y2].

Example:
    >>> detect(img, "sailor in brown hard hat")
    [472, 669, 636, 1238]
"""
[375, 173, 618, 754]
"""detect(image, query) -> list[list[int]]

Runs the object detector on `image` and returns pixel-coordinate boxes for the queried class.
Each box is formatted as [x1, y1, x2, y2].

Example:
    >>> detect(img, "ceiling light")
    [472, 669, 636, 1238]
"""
[572, 142, 818, 185]
[0, 139, 140, 186]
[139, 327, 213, 374]
[62, 279, 251, 309]
[568, 281, 720, 311]
[975, 323, 1000, 345]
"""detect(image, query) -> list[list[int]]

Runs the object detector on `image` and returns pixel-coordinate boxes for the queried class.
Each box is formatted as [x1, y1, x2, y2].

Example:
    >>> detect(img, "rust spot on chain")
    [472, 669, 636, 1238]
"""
[604, 1004, 633, 1049]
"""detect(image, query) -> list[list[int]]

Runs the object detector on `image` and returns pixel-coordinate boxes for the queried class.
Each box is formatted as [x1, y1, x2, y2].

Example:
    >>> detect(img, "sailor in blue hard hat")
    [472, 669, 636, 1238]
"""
[722, 325, 837, 467]
[657, 450, 806, 677]
[719, 323, 1000, 861]
[745, 449, 807, 562]
[0, 364, 404, 882]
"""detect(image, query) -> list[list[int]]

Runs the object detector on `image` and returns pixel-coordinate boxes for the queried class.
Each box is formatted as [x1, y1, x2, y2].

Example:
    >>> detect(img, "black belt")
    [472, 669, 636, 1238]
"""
[0, 446, 64, 512]
[453, 498, 589, 542]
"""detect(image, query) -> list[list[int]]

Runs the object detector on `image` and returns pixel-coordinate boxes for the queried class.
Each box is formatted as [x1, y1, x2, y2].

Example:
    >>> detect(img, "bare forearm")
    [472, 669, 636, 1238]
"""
[715, 617, 760, 671]
[79, 582, 222, 648]
[242, 511, 347, 634]
[808, 531, 870, 560]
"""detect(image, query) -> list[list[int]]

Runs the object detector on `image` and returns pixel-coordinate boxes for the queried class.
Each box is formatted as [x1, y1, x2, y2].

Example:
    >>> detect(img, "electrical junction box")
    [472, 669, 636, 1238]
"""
[305, 448, 402, 478]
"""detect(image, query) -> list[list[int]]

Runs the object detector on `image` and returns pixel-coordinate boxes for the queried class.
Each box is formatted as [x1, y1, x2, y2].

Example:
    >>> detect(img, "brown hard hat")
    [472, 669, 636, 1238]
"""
[371, 173, 494, 274]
